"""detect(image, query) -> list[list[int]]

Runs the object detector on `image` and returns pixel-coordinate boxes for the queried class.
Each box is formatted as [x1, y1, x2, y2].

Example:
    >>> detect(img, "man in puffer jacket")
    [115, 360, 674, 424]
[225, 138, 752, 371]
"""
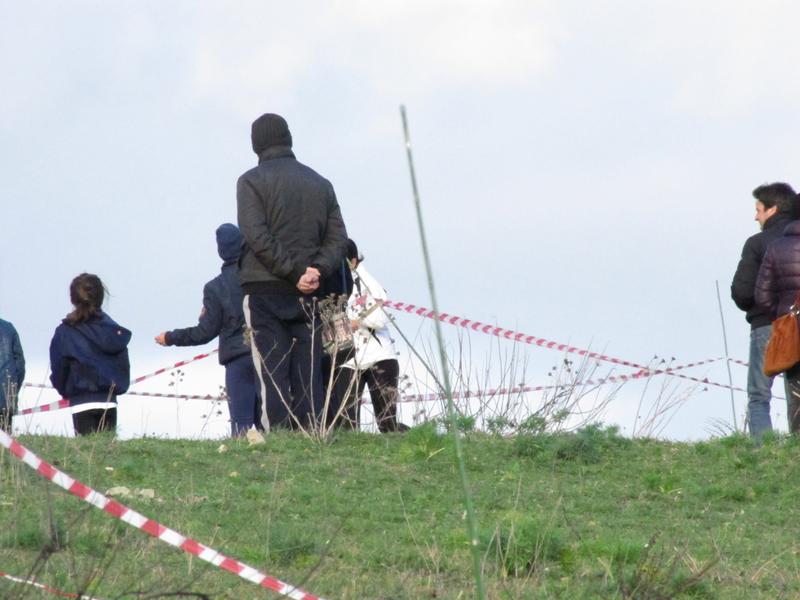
[731, 182, 798, 437]
[155, 224, 261, 437]
[237, 113, 348, 431]
[0, 317, 25, 431]
[755, 217, 800, 432]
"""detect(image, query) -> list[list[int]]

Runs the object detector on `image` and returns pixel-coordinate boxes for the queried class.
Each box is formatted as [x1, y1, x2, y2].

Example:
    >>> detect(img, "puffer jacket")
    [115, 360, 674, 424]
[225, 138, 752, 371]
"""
[49, 313, 131, 407]
[0, 318, 25, 412]
[755, 221, 800, 321]
[342, 264, 397, 371]
[165, 224, 249, 365]
[237, 145, 348, 295]
[732, 212, 797, 329]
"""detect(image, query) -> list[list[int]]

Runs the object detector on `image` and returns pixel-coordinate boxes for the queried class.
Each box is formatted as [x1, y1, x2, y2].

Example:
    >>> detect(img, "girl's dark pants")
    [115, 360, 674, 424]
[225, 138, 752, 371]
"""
[336, 359, 401, 433]
[73, 408, 117, 436]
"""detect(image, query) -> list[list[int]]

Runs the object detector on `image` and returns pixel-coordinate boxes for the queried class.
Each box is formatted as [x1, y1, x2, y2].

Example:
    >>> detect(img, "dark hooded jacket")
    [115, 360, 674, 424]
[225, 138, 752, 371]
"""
[731, 212, 797, 329]
[0, 318, 25, 412]
[164, 224, 250, 365]
[49, 313, 131, 407]
[236, 145, 348, 295]
[755, 220, 800, 321]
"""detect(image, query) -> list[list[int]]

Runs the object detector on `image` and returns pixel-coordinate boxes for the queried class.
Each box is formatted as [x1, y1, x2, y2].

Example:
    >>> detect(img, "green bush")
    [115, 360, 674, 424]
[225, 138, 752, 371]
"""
[554, 424, 631, 464]
[482, 516, 571, 576]
[512, 424, 630, 464]
[511, 432, 553, 458]
[486, 416, 514, 435]
[402, 421, 448, 460]
[437, 415, 476, 433]
[518, 414, 547, 435]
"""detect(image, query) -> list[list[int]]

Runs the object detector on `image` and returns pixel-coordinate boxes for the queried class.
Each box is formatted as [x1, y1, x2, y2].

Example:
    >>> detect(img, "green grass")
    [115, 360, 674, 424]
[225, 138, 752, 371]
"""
[1, 426, 800, 599]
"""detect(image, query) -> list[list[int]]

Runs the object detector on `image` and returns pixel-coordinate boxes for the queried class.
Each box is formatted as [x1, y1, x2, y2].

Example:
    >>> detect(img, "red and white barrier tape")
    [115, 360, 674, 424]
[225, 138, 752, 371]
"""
[18, 350, 221, 415]
[662, 358, 722, 371]
[400, 362, 747, 403]
[130, 350, 218, 386]
[0, 430, 324, 600]
[124, 391, 226, 401]
[14, 307, 751, 417]
[385, 301, 743, 392]
[18, 388, 225, 416]
[17, 397, 226, 417]
[17, 399, 71, 416]
[0, 572, 102, 599]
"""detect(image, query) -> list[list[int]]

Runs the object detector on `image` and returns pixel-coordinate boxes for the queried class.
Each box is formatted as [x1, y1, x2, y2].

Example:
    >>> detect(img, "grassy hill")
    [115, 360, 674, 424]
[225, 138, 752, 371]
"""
[1, 425, 798, 599]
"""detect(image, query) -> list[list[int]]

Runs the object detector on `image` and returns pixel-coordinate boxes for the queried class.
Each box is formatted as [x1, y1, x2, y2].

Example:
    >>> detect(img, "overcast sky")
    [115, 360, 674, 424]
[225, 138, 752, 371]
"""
[2, 1, 799, 439]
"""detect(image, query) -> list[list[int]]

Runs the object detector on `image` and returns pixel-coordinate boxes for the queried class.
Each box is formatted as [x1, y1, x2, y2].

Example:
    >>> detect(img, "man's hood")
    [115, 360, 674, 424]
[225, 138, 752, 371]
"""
[257, 145, 295, 164]
[67, 313, 131, 355]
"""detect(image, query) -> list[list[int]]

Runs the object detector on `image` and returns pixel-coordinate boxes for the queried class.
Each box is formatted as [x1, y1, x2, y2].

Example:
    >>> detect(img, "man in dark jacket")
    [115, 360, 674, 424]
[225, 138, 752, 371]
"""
[237, 113, 348, 432]
[0, 317, 25, 431]
[155, 224, 261, 437]
[731, 182, 798, 437]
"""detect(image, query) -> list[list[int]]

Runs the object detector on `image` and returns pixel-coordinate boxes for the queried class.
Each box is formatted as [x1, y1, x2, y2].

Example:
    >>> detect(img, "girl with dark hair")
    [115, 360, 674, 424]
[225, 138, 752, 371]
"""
[49, 274, 131, 436]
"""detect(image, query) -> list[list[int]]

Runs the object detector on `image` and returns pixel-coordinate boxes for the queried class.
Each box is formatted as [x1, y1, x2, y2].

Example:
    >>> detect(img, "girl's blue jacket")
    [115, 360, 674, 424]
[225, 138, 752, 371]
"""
[49, 313, 131, 406]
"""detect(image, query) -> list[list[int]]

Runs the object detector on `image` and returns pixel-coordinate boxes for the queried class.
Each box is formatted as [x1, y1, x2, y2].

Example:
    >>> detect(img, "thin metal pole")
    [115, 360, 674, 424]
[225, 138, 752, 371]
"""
[400, 105, 486, 600]
[716, 280, 739, 431]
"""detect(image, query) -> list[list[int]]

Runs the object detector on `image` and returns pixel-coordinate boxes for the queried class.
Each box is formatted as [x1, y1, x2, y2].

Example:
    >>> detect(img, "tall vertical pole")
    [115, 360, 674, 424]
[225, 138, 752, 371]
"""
[400, 105, 486, 600]
[716, 281, 739, 431]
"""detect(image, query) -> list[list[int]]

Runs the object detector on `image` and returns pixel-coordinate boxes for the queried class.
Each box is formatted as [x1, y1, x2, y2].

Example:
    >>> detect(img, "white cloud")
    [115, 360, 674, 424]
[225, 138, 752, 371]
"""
[181, 0, 561, 115]
[586, 0, 800, 116]
[666, 2, 800, 115]
[330, 0, 561, 89]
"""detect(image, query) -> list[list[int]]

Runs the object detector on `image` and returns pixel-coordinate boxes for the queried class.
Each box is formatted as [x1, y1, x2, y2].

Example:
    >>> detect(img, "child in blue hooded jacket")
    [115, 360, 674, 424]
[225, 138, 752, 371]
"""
[50, 273, 131, 436]
[154, 224, 260, 436]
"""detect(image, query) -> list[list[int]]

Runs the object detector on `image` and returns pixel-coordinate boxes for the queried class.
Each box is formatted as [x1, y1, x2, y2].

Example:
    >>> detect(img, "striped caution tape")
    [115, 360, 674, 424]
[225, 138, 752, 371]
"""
[16, 392, 226, 416]
[19, 349, 222, 415]
[399, 363, 737, 403]
[130, 350, 219, 386]
[384, 301, 744, 392]
[0, 429, 325, 600]
[402, 369, 773, 404]
[17, 398, 71, 416]
[0, 572, 103, 599]
[124, 391, 226, 401]
[14, 303, 750, 418]
[663, 358, 723, 371]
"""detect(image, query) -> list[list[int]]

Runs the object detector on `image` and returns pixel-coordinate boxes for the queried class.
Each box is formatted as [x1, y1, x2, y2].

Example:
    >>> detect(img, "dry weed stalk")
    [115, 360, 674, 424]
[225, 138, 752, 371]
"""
[399, 325, 626, 435]
[631, 358, 704, 438]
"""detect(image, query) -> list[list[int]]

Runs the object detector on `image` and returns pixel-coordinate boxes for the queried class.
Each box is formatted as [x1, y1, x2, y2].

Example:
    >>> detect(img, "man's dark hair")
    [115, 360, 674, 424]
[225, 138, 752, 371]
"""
[752, 182, 798, 215]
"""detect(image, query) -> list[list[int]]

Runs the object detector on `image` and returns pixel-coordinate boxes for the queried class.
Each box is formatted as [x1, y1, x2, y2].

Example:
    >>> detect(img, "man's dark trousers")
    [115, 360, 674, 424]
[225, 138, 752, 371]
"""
[247, 293, 323, 430]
